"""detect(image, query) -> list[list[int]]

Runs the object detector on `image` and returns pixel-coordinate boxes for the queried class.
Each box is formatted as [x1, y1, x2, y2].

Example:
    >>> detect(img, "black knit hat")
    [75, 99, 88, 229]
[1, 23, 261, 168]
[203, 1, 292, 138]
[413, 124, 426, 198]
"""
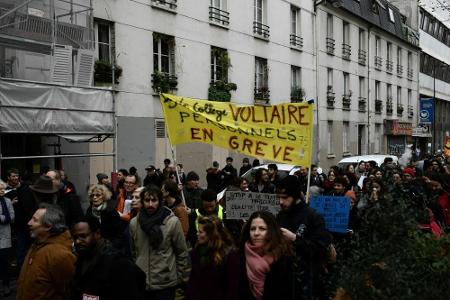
[186, 171, 199, 182]
[96, 173, 108, 183]
[277, 175, 301, 200]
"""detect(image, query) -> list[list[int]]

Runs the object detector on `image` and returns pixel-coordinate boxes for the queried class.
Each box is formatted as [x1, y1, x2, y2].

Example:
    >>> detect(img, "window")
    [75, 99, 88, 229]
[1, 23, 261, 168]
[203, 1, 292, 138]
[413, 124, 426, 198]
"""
[291, 66, 301, 88]
[375, 124, 381, 153]
[211, 47, 228, 82]
[95, 21, 112, 62]
[327, 14, 333, 38]
[255, 57, 268, 90]
[210, 0, 229, 26]
[397, 47, 402, 65]
[407, 51, 412, 69]
[291, 6, 300, 36]
[387, 84, 392, 100]
[397, 86, 402, 106]
[343, 22, 349, 44]
[375, 80, 380, 99]
[359, 29, 365, 50]
[327, 68, 333, 88]
[359, 76, 364, 97]
[327, 121, 333, 155]
[153, 33, 175, 75]
[407, 89, 412, 106]
[254, 0, 263, 23]
[388, 7, 395, 23]
[387, 42, 392, 61]
[343, 72, 350, 95]
[375, 36, 381, 56]
[343, 122, 349, 153]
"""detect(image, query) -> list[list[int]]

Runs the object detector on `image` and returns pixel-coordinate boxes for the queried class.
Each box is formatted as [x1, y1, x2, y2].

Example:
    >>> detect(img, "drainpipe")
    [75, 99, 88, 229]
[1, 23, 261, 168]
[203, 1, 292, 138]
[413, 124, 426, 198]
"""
[314, 3, 320, 166]
[367, 26, 371, 154]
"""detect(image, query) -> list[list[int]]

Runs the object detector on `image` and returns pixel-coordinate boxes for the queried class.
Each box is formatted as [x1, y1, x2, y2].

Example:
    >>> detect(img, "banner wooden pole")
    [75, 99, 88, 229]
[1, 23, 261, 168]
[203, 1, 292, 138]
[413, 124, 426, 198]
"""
[305, 164, 312, 203]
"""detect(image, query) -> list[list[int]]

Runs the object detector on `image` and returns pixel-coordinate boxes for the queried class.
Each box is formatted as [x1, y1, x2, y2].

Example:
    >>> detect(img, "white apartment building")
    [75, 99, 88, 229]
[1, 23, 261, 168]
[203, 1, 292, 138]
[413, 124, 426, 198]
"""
[315, 0, 420, 168]
[417, 0, 450, 153]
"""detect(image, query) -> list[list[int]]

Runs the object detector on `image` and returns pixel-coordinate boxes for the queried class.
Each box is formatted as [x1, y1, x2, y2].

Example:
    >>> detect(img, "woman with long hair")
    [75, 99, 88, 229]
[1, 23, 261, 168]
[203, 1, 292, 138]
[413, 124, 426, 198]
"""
[86, 184, 114, 222]
[239, 211, 294, 300]
[186, 216, 238, 300]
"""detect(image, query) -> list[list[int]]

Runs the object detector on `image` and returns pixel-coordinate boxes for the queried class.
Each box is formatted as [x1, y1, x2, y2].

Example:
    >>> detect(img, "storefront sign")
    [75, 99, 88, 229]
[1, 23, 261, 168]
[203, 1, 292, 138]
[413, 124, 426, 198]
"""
[419, 98, 434, 124]
[385, 120, 412, 136]
[412, 125, 432, 138]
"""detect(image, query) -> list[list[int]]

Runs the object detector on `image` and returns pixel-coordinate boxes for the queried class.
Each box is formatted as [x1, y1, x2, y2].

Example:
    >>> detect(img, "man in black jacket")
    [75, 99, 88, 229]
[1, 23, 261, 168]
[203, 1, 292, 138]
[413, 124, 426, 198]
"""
[71, 216, 146, 300]
[276, 175, 332, 300]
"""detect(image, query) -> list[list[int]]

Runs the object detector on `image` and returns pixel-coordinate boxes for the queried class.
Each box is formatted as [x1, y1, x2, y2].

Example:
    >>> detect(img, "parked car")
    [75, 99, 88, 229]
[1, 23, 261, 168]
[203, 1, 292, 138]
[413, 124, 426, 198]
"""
[338, 155, 398, 169]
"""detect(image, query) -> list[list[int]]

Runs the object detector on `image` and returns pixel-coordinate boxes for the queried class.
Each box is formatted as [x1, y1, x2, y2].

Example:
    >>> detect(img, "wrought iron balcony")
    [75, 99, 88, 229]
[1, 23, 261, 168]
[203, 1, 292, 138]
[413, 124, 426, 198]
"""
[253, 21, 270, 40]
[342, 94, 352, 110]
[326, 38, 335, 55]
[327, 88, 335, 108]
[151, 0, 177, 11]
[408, 105, 414, 118]
[342, 44, 351, 60]
[358, 49, 366, 65]
[290, 34, 303, 50]
[375, 99, 383, 114]
[407, 68, 413, 80]
[386, 60, 393, 73]
[397, 64, 403, 77]
[386, 99, 393, 115]
[209, 6, 229, 27]
[254, 87, 270, 104]
[374, 56, 382, 70]
[358, 97, 367, 112]
[397, 104, 404, 116]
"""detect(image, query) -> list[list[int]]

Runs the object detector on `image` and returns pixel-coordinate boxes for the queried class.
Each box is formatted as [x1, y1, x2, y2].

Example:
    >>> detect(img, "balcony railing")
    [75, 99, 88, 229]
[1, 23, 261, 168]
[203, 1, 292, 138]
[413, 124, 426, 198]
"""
[342, 94, 351, 110]
[397, 64, 403, 77]
[254, 87, 270, 104]
[151, 72, 178, 93]
[386, 60, 393, 73]
[253, 21, 270, 40]
[386, 99, 393, 115]
[209, 6, 229, 26]
[374, 56, 382, 70]
[151, 0, 177, 11]
[358, 97, 366, 112]
[327, 88, 335, 108]
[0, 59, 13, 78]
[290, 34, 303, 50]
[358, 49, 366, 65]
[375, 99, 383, 114]
[326, 37, 335, 55]
[342, 44, 351, 60]
[408, 105, 414, 118]
[397, 104, 404, 116]
[407, 68, 413, 80]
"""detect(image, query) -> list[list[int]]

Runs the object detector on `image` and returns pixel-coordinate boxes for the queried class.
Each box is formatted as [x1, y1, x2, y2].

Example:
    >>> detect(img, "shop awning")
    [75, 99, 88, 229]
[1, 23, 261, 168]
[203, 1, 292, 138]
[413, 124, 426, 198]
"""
[0, 79, 114, 135]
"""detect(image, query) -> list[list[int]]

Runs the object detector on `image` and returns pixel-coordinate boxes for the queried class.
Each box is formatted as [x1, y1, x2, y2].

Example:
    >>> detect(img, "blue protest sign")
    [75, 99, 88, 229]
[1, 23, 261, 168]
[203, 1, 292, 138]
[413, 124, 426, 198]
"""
[419, 98, 434, 124]
[310, 196, 350, 233]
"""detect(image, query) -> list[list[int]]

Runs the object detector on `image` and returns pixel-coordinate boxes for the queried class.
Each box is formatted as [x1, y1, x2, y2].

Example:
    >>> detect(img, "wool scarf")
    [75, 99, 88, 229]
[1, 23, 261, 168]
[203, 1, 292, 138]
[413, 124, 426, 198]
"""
[0, 196, 11, 224]
[138, 205, 171, 249]
[245, 242, 275, 300]
[91, 202, 107, 219]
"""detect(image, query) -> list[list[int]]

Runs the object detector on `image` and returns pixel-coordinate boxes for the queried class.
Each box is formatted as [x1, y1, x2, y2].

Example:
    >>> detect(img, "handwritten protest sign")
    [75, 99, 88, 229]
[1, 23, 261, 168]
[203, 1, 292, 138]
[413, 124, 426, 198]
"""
[160, 94, 314, 166]
[225, 191, 280, 220]
[310, 196, 350, 233]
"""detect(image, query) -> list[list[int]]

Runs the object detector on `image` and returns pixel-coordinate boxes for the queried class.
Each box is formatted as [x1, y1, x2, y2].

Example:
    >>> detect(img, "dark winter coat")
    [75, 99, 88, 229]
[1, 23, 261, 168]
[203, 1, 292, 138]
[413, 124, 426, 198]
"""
[56, 187, 84, 227]
[186, 247, 239, 300]
[238, 254, 295, 300]
[206, 168, 224, 193]
[71, 239, 146, 300]
[249, 182, 276, 194]
[276, 201, 332, 300]
[222, 165, 238, 187]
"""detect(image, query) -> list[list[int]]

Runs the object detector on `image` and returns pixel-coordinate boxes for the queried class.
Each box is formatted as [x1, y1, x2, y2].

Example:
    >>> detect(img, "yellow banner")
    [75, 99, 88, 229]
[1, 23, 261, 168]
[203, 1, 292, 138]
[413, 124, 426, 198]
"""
[160, 94, 314, 166]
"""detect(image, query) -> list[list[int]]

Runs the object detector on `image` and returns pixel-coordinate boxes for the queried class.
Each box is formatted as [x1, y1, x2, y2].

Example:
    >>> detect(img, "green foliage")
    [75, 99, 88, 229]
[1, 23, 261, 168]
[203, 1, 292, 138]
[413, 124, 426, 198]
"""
[208, 80, 237, 102]
[290, 86, 305, 102]
[94, 60, 122, 84]
[332, 185, 450, 300]
[151, 70, 178, 93]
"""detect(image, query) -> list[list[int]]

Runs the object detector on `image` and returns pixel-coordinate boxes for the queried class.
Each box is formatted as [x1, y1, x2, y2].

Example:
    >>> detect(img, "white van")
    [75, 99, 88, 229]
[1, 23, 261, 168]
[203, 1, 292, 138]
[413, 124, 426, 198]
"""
[338, 155, 398, 169]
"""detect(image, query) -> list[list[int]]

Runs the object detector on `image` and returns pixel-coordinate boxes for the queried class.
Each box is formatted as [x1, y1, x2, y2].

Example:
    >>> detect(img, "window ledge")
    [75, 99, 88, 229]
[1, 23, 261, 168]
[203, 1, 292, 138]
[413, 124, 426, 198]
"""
[343, 152, 352, 157]
[151, 2, 177, 14]
[209, 20, 229, 30]
[254, 34, 269, 41]
[327, 154, 336, 159]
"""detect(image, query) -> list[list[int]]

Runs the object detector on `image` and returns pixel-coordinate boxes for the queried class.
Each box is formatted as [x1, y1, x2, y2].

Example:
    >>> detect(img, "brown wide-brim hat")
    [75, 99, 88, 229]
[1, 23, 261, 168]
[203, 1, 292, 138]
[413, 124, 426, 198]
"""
[30, 175, 58, 194]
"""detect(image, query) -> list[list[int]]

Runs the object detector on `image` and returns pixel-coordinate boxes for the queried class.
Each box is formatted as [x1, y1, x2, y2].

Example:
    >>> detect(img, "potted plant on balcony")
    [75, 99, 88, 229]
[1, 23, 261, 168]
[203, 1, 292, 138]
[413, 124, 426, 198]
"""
[327, 85, 335, 107]
[290, 86, 305, 102]
[151, 70, 178, 93]
[94, 60, 123, 85]
[208, 80, 237, 102]
[397, 104, 404, 115]
[254, 86, 270, 104]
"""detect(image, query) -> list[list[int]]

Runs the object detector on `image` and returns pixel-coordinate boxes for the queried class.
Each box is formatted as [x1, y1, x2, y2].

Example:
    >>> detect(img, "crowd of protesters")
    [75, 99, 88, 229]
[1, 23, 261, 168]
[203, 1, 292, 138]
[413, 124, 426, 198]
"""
[0, 153, 449, 299]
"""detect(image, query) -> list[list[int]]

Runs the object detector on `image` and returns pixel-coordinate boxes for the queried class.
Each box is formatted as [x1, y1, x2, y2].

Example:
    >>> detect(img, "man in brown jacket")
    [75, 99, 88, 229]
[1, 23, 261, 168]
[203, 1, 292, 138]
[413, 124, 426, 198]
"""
[17, 203, 76, 300]
[162, 180, 189, 238]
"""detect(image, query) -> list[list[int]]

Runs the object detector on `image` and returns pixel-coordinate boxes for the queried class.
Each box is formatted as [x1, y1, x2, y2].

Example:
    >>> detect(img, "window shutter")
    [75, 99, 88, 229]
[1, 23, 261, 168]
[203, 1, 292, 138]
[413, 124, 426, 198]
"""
[74, 49, 95, 86]
[50, 45, 72, 85]
[155, 119, 166, 138]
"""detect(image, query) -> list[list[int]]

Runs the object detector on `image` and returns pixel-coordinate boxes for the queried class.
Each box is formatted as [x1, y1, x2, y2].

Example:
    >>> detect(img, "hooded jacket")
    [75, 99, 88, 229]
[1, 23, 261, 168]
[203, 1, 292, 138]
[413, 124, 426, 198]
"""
[17, 230, 76, 300]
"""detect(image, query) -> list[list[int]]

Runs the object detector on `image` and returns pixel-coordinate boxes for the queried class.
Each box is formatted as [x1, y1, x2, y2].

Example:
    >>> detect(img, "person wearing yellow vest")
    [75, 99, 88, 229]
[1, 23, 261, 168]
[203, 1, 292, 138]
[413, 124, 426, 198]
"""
[187, 189, 223, 247]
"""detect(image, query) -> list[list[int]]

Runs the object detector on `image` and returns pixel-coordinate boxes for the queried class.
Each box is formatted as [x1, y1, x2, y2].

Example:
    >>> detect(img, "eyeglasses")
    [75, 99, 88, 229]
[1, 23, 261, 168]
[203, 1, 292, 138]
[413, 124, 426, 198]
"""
[90, 193, 103, 198]
[124, 181, 136, 185]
